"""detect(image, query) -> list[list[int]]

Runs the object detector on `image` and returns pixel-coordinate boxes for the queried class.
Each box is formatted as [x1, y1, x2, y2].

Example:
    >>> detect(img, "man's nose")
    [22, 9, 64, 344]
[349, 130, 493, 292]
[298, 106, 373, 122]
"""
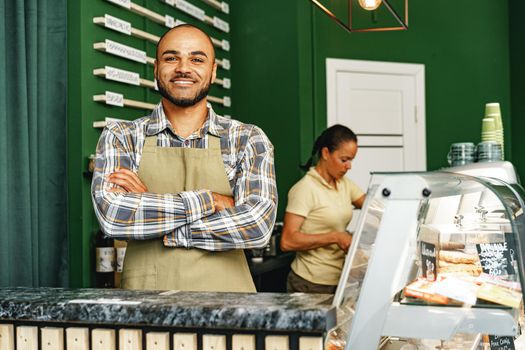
[345, 162, 352, 170]
[175, 59, 191, 73]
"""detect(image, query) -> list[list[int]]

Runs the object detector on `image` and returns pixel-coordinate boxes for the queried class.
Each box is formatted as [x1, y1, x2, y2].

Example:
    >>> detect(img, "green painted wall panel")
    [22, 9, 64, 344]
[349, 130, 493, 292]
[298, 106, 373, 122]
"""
[230, 0, 303, 220]
[310, 1, 512, 171]
[509, 0, 525, 182]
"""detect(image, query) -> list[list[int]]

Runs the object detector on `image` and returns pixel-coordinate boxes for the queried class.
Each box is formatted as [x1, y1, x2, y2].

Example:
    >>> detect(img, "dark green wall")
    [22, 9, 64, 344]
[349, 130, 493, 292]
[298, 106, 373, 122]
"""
[509, 0, 525, 182]
[311, 0, 512, 171]
[231, 0, 516, 220]
[230, 1, 308, 220]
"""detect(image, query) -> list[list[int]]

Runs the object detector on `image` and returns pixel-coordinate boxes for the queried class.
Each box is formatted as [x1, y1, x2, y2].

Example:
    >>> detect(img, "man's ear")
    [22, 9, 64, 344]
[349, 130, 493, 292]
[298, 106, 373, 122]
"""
[153, 59, 158, 77]
[211, 61, 217, 83]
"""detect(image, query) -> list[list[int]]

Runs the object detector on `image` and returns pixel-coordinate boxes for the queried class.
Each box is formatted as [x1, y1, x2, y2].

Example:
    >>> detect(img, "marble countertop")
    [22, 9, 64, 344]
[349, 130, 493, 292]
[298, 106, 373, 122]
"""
[0, 287, 335, 332]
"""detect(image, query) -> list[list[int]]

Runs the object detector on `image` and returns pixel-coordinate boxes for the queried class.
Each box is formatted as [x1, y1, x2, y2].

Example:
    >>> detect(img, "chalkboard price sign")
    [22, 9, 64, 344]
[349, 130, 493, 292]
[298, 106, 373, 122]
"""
[488, 335, 515, 350]
[420, 241, 436, 281]
[476, 242, 515, 276]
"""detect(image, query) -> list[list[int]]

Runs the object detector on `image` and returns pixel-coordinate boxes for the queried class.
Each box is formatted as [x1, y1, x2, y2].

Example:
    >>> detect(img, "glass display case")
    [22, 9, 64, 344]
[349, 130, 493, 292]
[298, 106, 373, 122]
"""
[331, 168, 525, 350]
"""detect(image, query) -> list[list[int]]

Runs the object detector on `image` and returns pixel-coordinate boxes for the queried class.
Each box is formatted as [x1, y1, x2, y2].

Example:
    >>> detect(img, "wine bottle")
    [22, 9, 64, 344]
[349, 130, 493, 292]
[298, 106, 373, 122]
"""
[95, 230, 115, 288]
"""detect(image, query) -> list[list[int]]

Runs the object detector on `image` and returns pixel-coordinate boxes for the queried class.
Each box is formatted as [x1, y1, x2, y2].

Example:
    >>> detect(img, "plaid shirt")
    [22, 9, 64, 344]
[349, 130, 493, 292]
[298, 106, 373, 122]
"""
[91, 103, 277, 251]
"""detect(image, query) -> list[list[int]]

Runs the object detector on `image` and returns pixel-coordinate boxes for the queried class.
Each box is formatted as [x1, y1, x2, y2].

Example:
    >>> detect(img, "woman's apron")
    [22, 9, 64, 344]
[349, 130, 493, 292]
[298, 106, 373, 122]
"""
[121, 135, 256, 292]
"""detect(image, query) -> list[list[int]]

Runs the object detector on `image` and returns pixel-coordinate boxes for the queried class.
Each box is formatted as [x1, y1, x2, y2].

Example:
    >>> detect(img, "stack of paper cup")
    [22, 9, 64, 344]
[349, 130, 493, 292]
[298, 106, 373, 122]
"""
[483, 102, 504, 160]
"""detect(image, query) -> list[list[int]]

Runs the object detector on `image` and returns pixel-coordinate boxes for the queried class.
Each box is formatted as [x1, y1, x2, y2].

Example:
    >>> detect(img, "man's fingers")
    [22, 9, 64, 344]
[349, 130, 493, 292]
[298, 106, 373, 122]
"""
[108, 177, 135, 192]
[111, 169, 148, 192]
[108, 172, 146, 192]
[108, 187, 127, 193]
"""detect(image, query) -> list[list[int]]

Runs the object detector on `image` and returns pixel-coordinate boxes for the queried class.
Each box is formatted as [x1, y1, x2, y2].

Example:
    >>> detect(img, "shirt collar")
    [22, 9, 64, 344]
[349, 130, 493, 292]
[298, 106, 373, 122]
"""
[146, 102, 224, 138]
[306, 167, 339, 189]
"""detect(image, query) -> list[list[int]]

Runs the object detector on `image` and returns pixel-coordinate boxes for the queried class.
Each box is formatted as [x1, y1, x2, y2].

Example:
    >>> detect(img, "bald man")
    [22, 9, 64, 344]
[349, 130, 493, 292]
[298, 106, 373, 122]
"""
[91, 25, 277, 292]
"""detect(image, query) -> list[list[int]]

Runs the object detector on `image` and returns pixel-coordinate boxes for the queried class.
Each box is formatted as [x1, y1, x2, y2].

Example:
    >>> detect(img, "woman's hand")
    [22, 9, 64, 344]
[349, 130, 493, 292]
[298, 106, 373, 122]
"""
[333, 231, 352, 253]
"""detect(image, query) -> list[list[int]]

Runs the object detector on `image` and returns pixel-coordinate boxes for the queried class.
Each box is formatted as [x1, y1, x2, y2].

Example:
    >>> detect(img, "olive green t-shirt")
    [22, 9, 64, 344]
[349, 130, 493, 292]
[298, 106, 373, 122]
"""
[286, 168, 365, 285]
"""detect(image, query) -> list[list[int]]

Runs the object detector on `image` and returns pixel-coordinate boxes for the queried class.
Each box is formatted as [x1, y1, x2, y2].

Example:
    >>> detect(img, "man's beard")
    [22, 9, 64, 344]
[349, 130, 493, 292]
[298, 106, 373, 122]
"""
[156, 74, 211, 107]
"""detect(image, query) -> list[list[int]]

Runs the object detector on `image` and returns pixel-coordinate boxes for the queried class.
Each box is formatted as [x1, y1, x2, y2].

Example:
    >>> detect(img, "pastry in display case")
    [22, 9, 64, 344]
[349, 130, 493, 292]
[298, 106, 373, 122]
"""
[328, 162, 525, 350]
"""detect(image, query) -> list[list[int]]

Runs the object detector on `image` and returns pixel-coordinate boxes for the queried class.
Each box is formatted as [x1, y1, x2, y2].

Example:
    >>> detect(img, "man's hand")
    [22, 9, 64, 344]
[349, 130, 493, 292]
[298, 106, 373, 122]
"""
[212, 192, 235, 212]
[334, 231, 353, 253]
[107, 168, 148, 193]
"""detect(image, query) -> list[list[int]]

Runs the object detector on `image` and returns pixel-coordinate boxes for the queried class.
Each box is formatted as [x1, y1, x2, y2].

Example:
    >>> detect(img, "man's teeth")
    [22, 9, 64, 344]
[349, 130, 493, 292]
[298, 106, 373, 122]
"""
[174, 80, 193, 84]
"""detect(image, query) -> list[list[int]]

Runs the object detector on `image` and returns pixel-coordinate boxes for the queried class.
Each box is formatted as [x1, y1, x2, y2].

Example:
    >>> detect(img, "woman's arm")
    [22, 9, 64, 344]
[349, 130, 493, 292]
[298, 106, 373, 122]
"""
[280, 212, 352, 253]
[352, 194, 366, 209]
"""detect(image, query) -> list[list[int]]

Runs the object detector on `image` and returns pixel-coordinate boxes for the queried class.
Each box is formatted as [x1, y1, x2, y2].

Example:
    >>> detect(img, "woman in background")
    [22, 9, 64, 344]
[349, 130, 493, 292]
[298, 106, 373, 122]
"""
[280, 124, 366, 293]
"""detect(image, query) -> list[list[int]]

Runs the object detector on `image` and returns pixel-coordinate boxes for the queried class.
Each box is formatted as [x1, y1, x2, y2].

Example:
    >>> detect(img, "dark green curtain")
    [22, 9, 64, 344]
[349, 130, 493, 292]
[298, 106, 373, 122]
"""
[0, 0, 68, 286]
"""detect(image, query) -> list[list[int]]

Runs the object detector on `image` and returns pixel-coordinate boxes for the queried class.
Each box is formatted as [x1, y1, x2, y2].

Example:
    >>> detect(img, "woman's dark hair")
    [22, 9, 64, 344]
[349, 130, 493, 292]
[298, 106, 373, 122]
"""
[300, 124, 357, 171]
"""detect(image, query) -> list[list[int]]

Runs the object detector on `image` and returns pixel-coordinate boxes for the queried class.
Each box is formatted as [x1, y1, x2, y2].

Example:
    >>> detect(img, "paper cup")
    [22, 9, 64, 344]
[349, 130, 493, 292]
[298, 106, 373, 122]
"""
[484, 102, 501, 117]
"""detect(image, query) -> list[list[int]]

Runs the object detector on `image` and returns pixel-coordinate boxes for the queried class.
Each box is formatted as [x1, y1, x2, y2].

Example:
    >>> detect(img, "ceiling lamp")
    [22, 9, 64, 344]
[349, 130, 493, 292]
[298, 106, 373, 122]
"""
[310, 0, 408, 33]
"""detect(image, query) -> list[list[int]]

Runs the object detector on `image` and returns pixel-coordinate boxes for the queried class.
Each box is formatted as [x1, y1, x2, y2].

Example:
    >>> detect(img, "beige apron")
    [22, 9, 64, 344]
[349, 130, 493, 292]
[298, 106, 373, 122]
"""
[121, 134, 256, 292]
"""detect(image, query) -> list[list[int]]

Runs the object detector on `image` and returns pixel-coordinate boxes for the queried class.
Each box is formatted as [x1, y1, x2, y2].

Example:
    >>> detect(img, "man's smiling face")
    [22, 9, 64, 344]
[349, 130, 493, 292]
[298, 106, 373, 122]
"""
[154, 26, 217, 107]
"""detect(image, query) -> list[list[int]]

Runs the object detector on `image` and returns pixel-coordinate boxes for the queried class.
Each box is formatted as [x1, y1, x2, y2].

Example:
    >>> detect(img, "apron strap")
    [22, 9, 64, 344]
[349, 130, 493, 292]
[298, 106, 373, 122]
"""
[143, 135, 158, 151]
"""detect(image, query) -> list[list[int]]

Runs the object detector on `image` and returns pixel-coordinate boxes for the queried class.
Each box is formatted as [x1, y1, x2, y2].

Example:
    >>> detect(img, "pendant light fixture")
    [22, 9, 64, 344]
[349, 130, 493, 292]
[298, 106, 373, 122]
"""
[310, 0, 408, 33]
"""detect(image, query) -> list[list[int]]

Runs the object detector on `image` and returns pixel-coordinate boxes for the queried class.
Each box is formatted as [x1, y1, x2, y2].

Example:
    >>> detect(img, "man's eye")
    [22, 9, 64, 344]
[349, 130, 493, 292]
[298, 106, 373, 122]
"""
[165, 57, 176, 61]
[192, 58, 205, 63]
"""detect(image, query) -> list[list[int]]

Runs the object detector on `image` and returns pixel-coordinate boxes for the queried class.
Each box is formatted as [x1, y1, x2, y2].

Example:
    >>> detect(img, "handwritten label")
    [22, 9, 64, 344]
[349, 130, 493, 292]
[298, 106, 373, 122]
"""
[105, 66, 140, 86]
[421, 241, 437, 281]
[105, 91, 124, 107]
[222, 78, 231, 89]
[116, 247, 126, 272]
[105, 39, 147, 64]
[221, 2, 229, 14]
[223, 96, 231, 107]
[106, 0, 131, 9]
[222, 39, 230, 51]
[221, 58, 231, 70]
[489, 335, 515, 350]
[104, 14, 131, 35]
[476, 242, 515, 276]
[175, 0, 206, 21]
[165, 15, 175, 28]
[213, 16, 230, 33]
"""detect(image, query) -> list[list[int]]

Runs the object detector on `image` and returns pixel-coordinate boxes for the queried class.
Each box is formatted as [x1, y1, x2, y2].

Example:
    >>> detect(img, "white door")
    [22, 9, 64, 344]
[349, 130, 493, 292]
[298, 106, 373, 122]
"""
[326, 58, 426, 192]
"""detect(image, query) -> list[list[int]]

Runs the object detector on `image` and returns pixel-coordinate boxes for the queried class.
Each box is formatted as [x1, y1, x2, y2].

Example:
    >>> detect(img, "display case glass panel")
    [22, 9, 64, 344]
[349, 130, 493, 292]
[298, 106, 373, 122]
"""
[332, 171, 525, 350]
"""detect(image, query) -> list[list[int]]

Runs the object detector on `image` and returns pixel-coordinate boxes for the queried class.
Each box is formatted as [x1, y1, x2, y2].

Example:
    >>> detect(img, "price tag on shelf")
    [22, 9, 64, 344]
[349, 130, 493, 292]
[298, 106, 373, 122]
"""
[104, 14, 131, 35]
[165, 15, 175, 28]
[175, 0, 206, 21]
[222, 39, 230, 51]
[213, 16, 230, 33]
[223, 96, 231, 107]
[420, 241, 436, 281]
[221, 2, 229, 14]
[107, 0, 131, 9]
[105, 91, 124, 107]
[222, 78, 231, 89]
[222, 58, 230, 70]
[105, 39, 147, 64]
[105, 66, 140, 86]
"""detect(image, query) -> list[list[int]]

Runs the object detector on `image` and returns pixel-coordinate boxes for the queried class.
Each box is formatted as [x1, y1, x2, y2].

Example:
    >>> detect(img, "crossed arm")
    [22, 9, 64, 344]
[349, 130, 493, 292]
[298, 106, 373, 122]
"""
[91, 124, 277, 251]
